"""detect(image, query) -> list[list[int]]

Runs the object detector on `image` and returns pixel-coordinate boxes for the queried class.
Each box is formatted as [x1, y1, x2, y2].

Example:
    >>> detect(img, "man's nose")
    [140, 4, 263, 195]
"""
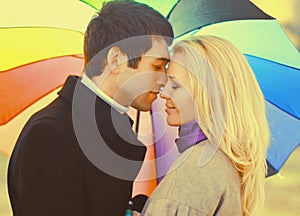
[156, 72, 167, 86]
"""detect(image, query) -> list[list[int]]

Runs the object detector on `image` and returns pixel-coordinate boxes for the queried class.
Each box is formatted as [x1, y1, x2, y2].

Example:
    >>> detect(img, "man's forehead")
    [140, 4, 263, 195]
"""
[143, 39, 170, 60]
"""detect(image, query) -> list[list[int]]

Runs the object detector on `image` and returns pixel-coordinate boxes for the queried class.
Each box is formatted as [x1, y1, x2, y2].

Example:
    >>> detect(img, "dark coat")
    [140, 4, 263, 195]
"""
[8, 75, 146, 216]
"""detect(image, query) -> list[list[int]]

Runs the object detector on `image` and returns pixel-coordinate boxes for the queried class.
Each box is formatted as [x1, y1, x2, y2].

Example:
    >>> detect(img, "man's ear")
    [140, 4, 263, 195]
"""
[107, 47, 122, 74]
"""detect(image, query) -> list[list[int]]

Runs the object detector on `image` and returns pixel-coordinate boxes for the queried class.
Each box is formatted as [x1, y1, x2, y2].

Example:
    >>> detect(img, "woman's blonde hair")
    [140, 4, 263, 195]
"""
[173, 35, 270, 216]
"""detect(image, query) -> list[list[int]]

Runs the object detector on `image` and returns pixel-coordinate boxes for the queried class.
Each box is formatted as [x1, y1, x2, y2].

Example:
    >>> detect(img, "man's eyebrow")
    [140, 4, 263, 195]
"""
[155, 57, 169, 63]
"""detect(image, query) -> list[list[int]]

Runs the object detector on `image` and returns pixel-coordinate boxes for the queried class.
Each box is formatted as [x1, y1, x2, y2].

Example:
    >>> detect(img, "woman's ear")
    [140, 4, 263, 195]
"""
[107, 46, 121, 74]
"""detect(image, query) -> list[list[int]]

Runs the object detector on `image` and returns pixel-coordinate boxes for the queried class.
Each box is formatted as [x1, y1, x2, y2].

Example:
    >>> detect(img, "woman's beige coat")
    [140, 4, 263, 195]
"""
[142, 140, 242, 216]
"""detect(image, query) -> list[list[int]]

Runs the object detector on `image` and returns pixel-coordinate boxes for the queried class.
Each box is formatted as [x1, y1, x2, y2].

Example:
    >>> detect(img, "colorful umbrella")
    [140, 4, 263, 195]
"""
[1, 1, 299, 215]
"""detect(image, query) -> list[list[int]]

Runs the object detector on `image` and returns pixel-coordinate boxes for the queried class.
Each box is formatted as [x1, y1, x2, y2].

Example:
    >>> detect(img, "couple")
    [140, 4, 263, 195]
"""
[8, 1, 270, 216]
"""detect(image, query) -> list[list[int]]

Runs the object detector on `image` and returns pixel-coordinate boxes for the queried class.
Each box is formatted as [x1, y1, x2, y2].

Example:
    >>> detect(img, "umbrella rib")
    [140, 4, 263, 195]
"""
[79, 0, 99, 10]
[265, 98, 300, 122]
[166, 0, 181, 20]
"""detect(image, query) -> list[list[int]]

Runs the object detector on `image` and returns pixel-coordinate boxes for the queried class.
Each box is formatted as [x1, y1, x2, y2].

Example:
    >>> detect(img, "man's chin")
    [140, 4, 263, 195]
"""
[131, 100, 152, 112]
[131, 104, 151, 112]
[131, 95, 156, 111]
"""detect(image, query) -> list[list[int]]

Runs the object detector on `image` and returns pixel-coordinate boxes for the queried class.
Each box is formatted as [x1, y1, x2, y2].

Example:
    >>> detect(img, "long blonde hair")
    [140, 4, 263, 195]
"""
[173, 35, 270, 216]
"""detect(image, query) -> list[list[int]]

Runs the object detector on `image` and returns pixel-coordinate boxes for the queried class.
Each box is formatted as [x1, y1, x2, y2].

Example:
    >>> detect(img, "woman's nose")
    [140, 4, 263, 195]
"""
[160, 80, 172, 99]
[160, 88, 170, 99]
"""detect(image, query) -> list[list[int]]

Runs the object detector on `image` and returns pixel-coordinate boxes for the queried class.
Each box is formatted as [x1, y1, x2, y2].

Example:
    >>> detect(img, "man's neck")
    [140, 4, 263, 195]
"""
[81, 73, 129, 114]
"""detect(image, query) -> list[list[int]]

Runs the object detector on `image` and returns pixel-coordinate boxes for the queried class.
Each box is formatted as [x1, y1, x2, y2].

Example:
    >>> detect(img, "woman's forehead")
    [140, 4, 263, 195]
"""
[167, 54, 189, 83]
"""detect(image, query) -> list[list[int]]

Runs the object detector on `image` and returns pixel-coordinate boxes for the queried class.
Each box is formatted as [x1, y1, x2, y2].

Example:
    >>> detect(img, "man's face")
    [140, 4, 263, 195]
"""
[115, 38, 170, 111]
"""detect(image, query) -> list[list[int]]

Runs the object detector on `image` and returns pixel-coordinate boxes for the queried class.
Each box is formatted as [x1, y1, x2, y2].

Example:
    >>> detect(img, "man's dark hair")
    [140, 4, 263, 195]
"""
[84, 0, 174, 77]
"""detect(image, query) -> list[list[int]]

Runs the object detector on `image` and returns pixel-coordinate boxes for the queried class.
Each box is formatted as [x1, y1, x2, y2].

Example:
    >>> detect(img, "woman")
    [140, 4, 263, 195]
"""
[141, 36, 270, 216]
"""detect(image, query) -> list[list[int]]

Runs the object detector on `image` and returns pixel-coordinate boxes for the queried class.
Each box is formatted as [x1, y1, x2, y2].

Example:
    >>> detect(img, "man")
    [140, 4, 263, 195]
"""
[8, 1, 173, 215]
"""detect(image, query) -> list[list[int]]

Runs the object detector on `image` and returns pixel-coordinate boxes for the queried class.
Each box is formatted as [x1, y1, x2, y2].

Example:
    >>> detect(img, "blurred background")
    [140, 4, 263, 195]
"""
[0, 0, 299, 215]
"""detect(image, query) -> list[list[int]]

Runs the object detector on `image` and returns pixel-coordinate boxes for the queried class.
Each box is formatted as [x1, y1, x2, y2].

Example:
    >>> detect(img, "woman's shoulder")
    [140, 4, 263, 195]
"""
[145, 140, 241, 213]
[193, 140, 239, 176]
[169, 140, 239, 180]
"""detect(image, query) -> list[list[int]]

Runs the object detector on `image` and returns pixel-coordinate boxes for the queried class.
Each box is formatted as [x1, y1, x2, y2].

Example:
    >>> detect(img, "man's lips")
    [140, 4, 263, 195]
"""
[150, 90, 160, 94]
[148, 91, 159, 100]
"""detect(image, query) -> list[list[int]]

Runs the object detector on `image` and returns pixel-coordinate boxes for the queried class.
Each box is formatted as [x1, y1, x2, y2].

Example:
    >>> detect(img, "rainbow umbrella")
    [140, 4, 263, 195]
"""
[1, 2, 299, 215]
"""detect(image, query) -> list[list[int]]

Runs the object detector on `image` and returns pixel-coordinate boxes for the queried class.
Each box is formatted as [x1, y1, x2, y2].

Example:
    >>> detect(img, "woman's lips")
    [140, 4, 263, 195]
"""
[165, 106, 176, 114]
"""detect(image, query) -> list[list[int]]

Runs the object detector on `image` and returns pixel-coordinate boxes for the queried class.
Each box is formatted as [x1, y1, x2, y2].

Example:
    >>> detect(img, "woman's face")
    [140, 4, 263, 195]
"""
[160, 53, 196, 126]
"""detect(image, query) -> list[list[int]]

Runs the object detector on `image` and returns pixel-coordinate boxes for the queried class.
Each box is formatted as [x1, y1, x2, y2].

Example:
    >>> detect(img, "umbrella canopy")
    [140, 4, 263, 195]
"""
[1, 2, 299, 213]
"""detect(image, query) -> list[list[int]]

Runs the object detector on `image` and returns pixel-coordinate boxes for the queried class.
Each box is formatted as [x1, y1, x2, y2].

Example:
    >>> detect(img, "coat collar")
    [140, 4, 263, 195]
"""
[58, 76, 146, 180]
[58, 75, 134, 126]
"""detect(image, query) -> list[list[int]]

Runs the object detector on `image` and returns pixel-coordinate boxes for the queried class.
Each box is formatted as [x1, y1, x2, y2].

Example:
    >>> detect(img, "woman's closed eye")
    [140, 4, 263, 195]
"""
[172, 82, 179, 89]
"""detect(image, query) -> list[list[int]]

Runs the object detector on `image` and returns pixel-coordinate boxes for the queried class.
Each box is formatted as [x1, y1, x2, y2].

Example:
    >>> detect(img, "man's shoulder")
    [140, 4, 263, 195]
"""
[29, 96, 71, 126]
[12, 97, 78, 160]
